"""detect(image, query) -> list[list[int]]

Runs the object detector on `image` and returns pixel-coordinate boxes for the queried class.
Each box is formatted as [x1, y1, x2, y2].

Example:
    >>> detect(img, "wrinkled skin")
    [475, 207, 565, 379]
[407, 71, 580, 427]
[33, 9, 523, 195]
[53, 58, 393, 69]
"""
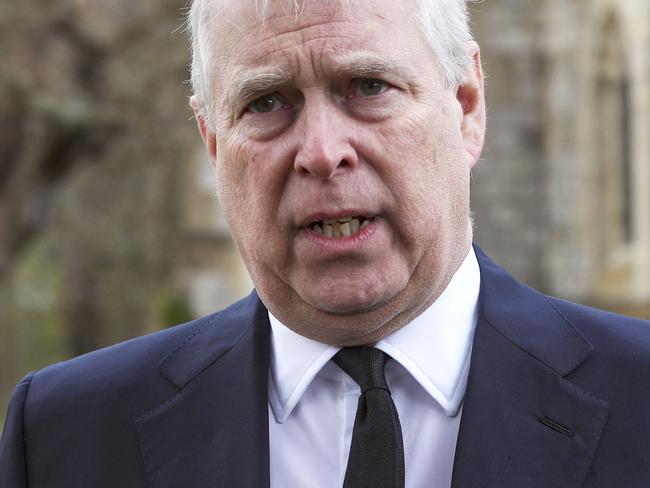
[191, 0, 485, 346]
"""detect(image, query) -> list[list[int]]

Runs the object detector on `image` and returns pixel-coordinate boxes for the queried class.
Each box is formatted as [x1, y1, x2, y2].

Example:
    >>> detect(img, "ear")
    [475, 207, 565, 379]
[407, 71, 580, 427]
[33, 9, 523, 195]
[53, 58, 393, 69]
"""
[457, 41, 486, 169]
[190, 95, 218, 163]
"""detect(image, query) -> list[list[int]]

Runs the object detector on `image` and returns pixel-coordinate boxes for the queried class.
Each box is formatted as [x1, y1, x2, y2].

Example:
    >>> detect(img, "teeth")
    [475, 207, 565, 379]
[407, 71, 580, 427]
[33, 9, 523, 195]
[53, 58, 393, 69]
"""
[313, 217, 371, 237]
[350, 218, 360, 234]
[323, 217, 352, 225]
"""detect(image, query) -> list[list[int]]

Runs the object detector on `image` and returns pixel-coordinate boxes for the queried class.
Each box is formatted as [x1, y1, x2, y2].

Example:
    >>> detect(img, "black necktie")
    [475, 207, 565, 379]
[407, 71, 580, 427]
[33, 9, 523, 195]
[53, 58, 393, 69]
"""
[333, 347, 405, 488]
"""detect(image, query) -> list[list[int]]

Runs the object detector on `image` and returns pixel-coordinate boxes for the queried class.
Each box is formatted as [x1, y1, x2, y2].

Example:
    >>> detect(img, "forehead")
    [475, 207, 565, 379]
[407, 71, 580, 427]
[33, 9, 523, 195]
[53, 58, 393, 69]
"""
[208, 0, 425, 81]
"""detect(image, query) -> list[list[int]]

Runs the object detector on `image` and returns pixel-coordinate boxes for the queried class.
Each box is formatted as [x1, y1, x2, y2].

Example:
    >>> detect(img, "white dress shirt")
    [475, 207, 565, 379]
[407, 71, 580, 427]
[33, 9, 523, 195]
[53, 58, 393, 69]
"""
[268, 248, 480, 488]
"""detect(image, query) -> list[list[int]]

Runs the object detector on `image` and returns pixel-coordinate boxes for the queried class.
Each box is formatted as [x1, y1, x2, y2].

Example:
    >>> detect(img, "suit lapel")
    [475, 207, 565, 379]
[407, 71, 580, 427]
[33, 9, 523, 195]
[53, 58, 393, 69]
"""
[135, 292, 271, 488]
[451, 247, 610, 488]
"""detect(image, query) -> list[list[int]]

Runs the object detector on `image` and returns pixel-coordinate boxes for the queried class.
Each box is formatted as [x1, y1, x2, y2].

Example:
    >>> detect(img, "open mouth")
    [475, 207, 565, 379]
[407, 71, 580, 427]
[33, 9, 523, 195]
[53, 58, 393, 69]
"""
[309, 216, 373, 238]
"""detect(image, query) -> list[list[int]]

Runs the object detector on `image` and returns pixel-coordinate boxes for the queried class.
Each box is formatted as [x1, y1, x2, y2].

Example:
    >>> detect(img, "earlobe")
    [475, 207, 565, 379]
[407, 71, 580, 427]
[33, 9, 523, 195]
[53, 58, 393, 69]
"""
[457, 41, 486, 169]
[190, 95, 218, 162]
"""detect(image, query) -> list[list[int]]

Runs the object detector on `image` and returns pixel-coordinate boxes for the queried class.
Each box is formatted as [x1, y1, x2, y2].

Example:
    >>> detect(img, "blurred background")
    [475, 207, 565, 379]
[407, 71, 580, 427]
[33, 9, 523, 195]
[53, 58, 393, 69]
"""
[1, 0, 649, 427]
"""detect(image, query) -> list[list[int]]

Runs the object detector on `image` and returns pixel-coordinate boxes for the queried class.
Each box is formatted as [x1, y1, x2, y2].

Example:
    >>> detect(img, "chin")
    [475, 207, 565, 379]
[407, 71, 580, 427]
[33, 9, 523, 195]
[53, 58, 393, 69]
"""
[296, 269, 409, 317]
[304, 290, 390, 316]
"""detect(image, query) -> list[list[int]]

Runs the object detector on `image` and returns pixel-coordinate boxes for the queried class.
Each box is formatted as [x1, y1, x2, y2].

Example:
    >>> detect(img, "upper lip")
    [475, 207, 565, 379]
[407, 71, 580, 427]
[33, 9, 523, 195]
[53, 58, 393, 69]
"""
[298, 210, 376, 228]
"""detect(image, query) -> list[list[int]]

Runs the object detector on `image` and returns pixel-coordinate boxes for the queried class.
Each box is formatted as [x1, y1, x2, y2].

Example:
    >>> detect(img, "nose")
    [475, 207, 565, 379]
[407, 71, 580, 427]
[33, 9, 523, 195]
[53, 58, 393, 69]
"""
[293, 99, 359, 179]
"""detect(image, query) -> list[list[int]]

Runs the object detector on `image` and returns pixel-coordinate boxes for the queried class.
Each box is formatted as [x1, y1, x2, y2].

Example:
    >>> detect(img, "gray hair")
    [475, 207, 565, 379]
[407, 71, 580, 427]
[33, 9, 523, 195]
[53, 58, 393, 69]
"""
[187, 0, 475, 129]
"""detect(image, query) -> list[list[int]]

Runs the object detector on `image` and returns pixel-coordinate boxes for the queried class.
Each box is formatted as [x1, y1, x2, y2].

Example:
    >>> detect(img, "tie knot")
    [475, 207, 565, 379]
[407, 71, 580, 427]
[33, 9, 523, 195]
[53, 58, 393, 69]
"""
[333, 347, 389, 393]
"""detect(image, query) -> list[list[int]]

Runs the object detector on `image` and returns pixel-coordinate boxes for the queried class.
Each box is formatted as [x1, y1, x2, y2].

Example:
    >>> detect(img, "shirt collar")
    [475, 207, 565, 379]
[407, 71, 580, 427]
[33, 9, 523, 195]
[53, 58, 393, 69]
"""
[268, 247, 480, 423]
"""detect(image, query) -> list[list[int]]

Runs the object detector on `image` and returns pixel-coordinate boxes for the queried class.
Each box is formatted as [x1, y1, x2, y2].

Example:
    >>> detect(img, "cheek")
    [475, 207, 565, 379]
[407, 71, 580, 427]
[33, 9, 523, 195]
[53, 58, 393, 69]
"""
[375, 112, 461, 197]
[216, 132, 250, 189]
[214, 136, 259, 241]
[215, 135, 291, 259]
[369, 106, 470, 241]
[218, 130, 291, 194]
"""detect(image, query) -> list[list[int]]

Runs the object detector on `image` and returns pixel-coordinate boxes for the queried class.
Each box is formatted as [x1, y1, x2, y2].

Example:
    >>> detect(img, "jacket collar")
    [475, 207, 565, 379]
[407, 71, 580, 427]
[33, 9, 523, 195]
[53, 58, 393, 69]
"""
[135, 291, 271, 488]
[474, 245, 593, 376]
[451, 245, 609, 488]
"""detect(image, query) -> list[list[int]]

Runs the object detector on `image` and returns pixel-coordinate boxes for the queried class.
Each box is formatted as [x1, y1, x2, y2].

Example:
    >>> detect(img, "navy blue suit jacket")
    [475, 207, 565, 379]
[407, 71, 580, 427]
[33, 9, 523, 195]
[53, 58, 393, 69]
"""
[1, 246, 650, 487]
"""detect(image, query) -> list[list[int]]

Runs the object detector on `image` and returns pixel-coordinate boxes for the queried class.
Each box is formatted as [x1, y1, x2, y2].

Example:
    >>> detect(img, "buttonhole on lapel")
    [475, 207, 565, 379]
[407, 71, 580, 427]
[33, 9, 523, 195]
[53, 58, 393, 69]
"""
[538, 416, 574, 438]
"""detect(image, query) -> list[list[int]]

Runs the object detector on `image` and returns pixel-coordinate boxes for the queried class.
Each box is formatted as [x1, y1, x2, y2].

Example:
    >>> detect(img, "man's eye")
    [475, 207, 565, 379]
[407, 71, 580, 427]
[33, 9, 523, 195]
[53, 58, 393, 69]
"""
[247, 94, 283, 113]
[356, 79, 389, 97]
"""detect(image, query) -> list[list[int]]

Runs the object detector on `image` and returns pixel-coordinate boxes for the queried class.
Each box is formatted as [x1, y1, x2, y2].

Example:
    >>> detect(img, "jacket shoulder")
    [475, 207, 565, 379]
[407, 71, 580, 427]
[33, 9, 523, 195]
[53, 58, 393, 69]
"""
[25, 292, 260, 428]
[547, 296, 650, 413]
[31, 311, 214, 397]
[548, 296, 650, 360]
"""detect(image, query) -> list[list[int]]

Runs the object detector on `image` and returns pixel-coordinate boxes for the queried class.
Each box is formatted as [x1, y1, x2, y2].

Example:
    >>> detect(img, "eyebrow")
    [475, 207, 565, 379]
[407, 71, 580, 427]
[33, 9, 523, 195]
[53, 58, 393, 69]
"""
[330, 54, 413, 80]
[225, 69, 292, 114]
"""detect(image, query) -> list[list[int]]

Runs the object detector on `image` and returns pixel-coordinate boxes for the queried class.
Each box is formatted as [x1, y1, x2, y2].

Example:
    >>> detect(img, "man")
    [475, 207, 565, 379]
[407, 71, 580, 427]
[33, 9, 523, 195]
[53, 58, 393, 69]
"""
[1, 0, 649, 486]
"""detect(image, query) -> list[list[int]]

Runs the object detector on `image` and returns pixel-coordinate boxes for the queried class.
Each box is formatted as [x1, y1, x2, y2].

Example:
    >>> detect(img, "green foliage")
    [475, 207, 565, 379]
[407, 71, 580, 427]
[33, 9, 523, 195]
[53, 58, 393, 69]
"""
[152, 288, 194, 329]
[0, 239, 70, 436]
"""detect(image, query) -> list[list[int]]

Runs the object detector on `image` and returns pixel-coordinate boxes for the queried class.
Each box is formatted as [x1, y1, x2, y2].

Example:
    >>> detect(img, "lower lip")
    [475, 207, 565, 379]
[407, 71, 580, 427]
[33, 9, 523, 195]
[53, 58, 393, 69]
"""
[298, 219, 380, 252]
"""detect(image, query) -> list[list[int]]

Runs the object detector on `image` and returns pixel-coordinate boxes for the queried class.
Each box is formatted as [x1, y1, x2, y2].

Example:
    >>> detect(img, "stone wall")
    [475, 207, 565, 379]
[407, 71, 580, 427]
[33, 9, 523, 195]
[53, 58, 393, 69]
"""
[471, 0, 650, 317]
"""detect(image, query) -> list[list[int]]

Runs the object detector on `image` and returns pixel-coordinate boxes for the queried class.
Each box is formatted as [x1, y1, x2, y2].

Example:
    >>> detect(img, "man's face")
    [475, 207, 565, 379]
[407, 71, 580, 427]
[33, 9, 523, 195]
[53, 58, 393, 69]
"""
[193, 0, 485, 345]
